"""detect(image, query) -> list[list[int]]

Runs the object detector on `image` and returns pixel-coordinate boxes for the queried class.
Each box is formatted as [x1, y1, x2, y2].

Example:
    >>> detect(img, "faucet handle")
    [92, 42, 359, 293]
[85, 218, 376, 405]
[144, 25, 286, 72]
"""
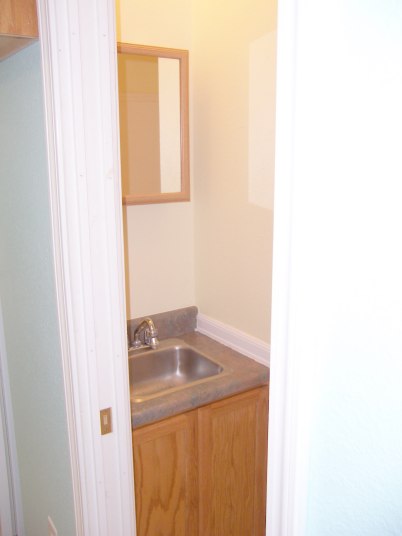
[144, 328, 159, 349]
[131, 336, 143, 349]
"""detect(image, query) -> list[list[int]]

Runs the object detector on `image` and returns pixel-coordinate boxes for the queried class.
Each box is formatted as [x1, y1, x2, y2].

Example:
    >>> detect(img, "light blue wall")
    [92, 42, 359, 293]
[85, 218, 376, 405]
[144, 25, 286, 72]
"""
[0, 43, 75, 535]
[295, 2, 402, 535]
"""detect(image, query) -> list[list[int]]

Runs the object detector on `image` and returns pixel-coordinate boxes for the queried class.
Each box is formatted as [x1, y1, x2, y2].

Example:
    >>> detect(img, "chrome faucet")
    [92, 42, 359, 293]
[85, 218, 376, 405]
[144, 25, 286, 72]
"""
[131, 318, 159, 350]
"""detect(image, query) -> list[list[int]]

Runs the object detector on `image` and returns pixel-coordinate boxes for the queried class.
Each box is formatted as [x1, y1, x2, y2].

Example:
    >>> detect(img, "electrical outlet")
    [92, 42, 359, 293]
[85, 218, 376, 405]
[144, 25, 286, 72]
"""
[48, 516, 58, 536]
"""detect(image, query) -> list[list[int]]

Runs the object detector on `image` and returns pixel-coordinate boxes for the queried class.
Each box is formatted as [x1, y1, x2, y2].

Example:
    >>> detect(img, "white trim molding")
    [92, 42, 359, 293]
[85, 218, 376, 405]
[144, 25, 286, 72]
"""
[196, 314, 270, 366]
[267, 0, 317, 534]
[37, 0, 136, 534]
[266, 0, 298, 530]
[0, 301, 24, 536]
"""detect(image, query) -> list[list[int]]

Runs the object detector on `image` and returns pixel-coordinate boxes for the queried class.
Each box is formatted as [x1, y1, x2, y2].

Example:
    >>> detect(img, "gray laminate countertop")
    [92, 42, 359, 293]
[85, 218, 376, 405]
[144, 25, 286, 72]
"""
[131, 331, 269, 429]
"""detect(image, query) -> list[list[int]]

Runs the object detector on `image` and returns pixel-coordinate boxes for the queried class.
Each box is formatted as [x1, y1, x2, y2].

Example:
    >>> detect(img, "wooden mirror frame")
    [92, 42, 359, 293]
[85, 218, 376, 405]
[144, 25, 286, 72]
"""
[117, 43, 190, 205]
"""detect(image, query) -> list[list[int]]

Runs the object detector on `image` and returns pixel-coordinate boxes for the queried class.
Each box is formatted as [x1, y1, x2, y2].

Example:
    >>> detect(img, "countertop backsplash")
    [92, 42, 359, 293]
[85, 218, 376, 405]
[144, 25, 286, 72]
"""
[127, 306, 198, 345]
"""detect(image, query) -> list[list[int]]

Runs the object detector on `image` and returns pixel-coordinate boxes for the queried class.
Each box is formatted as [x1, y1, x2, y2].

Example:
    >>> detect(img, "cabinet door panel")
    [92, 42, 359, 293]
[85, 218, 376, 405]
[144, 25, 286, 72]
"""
[133, 411, 198, 536]
[198, 387, 268, 536]
[0, 0, 38, 36]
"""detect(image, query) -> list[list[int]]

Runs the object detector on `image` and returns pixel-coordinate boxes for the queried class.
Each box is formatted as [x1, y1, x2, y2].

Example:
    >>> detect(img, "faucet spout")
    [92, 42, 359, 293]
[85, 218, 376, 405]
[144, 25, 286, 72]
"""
[131, 318, 159, 350]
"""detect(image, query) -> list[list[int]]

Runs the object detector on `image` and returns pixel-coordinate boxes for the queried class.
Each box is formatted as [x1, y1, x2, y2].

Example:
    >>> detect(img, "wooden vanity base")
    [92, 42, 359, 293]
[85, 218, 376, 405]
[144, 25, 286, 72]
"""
[133, 385, 268, 535]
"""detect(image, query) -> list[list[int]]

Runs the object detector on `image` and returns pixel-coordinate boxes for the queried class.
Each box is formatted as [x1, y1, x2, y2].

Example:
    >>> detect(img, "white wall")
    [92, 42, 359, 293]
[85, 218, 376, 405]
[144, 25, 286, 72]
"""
[192, 0, 276, 342]
[0, 43, 75, 535]
[269, 1, 402, 533]
[116, 0, 196, 319]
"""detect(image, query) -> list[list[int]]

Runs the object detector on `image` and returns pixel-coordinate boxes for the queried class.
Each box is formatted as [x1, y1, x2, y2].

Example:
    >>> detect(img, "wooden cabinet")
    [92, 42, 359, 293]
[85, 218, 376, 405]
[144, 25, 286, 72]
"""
[0, 0, 38, 61]
[198, 387, 269, 535]
[132, 386, 268, 536]
[133, 410, 199, 536]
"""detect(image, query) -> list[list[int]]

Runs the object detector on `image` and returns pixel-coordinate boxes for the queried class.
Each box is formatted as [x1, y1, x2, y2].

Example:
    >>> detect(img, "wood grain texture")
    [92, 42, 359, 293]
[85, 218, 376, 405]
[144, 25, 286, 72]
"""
[198, 386, 269, 536]
[0, 0, 38, 37]
[133, 411, 198, 536]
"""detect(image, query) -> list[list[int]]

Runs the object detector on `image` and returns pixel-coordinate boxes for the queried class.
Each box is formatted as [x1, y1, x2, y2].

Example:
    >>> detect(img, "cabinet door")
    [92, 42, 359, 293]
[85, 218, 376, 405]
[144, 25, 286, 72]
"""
[198, 386, 269, 536]
[0, 0, 38, 37]
[133, 411, 198, 536]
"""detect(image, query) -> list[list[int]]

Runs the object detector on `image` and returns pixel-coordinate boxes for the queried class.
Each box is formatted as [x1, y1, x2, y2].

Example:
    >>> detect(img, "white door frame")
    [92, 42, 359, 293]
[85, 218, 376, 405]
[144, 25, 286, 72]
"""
[267, 0, 312, 534]
[37, 0, 136, 533]
[35, 0, 306, 534]
[0, 301, 24, 536]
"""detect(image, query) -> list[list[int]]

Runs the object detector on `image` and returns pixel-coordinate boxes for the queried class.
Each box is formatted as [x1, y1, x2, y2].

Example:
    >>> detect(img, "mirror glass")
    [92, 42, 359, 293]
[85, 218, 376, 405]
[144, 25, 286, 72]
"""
[117, 43, 190, 205]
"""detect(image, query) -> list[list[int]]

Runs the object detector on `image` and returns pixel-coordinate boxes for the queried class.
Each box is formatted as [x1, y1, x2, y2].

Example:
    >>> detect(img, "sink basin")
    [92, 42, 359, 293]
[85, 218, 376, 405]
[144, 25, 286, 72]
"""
[129, 339, 225, 402]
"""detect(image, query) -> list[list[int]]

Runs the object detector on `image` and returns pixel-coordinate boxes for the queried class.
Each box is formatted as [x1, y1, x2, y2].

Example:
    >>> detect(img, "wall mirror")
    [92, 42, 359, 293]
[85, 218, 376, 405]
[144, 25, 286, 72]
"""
[117, 43, 190, 205]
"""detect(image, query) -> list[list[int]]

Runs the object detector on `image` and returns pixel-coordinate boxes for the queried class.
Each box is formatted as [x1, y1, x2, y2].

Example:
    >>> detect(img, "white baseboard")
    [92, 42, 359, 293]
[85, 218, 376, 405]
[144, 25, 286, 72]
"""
[196, 314, 270, 366]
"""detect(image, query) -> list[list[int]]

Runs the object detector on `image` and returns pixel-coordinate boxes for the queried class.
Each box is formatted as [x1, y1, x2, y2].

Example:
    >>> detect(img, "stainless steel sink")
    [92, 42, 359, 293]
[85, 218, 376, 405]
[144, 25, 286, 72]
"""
[128, 338, 225, 402]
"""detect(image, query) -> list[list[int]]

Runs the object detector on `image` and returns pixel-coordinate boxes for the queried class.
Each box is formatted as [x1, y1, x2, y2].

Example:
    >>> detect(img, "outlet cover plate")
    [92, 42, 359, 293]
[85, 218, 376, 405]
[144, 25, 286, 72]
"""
[100, 407, 113, 435]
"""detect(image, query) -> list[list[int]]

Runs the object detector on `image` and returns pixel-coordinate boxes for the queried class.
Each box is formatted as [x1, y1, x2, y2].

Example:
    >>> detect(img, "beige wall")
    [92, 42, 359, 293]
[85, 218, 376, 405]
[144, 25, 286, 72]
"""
[117, 0, 276, 343]
[116, 0, 195, 318]
[192, 0, 276, 342]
